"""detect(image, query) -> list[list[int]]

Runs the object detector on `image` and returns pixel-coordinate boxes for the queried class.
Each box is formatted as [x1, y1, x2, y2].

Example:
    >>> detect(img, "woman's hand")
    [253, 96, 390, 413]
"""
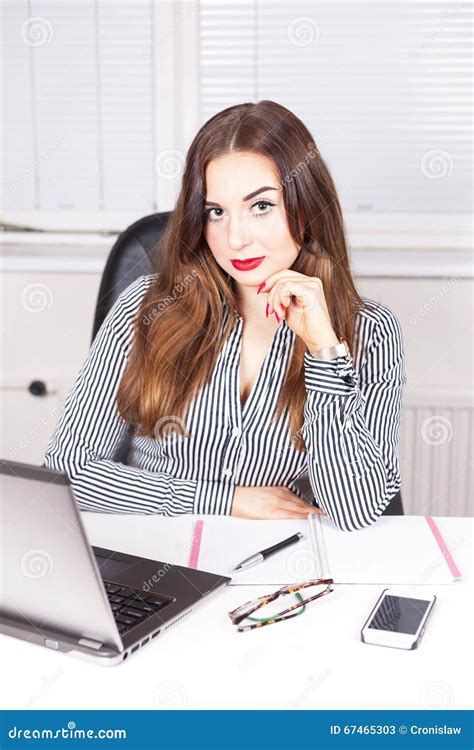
[258, 270, 339, 352]
[231, 485, 325, 520]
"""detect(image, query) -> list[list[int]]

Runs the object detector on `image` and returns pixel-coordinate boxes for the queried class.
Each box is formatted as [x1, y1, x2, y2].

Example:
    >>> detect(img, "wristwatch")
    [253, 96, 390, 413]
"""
[309, 340, 350, 361]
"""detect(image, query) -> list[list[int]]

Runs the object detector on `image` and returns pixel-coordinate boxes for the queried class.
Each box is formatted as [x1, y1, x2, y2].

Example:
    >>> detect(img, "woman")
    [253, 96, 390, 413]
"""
[45, 100, 406, 531]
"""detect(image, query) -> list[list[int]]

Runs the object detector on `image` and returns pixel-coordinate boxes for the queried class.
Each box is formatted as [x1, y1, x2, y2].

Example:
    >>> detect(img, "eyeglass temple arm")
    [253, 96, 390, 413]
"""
[228, 594, 279, 625]
[229, 581, 335, 625]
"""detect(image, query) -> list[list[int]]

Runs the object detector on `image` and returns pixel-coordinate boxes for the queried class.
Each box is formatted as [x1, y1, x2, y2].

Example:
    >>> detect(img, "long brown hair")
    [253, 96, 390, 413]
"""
[117, 100, 372, 451]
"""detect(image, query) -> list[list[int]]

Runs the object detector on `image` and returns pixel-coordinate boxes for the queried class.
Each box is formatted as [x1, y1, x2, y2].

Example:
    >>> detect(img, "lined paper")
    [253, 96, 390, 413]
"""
[191, 515, 463, 586]
[315, 515, 462, 585]
[193, 516, 319, 585]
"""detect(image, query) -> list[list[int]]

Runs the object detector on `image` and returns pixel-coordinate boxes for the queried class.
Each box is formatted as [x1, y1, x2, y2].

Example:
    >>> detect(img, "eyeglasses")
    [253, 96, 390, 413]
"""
[228, 578, 334, 632]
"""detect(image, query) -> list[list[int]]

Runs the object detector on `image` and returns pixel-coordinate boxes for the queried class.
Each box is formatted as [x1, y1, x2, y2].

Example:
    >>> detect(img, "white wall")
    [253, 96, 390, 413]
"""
[357, 277, 473, 391]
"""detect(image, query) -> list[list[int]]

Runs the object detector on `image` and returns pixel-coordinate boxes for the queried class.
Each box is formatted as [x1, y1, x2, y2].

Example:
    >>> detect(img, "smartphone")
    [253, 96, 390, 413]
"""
[361, 588, 436, 650]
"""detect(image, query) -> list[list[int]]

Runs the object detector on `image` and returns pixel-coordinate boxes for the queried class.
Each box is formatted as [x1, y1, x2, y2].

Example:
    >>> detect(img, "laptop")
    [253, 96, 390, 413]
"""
[0, 459, 231, 666]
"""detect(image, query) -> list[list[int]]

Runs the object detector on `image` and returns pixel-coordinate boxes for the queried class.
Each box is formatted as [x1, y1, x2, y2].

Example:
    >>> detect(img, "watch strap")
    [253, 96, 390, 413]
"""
[309, 340, 350, 361]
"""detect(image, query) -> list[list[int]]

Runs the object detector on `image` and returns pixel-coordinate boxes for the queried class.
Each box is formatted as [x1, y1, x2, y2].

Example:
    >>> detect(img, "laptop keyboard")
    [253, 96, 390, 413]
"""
[103, 580, 172, 636]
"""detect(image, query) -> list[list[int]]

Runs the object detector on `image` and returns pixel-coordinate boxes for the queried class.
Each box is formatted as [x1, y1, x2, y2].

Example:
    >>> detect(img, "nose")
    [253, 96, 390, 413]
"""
[227, 213, 251, 252]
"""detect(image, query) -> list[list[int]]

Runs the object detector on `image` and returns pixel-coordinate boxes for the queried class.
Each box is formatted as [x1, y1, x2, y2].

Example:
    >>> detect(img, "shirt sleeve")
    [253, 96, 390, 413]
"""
[44, 279, 235, 516]
[300, 307, 407, 531]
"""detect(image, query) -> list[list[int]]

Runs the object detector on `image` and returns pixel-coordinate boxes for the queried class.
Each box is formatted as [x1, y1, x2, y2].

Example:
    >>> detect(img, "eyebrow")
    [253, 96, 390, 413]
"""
[204, 186, 278, 207]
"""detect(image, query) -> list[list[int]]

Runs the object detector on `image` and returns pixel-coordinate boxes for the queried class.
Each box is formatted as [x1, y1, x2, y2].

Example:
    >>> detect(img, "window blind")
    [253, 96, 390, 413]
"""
[199, 0, 472, 214]
[2, 0, 156, 223]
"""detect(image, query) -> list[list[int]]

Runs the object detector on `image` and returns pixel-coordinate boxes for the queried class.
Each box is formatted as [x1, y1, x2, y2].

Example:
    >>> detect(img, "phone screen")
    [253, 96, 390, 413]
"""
[368, 595, 430, 635]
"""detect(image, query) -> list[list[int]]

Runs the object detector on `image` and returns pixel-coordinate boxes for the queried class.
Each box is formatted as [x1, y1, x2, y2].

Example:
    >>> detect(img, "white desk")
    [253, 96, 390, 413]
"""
[1, 516, 472, 711]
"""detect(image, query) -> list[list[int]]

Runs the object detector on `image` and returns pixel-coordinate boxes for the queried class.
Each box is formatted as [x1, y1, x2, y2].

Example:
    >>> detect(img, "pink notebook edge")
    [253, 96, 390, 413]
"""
[188, 519, 204, 569]
[424, 515, 462, 580]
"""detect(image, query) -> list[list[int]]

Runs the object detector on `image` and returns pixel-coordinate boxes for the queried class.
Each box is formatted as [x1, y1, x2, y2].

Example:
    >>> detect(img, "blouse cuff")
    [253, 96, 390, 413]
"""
[303, 352, 365, 423]
[304, 351, 359, 394]
[194, 479, 235, 515]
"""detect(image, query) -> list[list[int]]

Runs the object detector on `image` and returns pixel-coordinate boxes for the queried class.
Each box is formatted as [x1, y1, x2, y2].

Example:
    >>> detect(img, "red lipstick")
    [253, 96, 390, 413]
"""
[230, 256, 265, 271]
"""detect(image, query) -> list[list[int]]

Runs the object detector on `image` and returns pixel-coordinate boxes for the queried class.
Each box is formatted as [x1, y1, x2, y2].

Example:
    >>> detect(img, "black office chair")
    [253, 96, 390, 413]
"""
[92, 212, 404, 515]
[91, 212, 172, 342]
[90, 212, 171, 464]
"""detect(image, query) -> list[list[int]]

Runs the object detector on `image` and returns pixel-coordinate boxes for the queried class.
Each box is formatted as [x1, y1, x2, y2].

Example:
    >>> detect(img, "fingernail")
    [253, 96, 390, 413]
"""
[257, 282, 266, 294]
[265, 303, 269, 318]
[275, 312, 280, 322]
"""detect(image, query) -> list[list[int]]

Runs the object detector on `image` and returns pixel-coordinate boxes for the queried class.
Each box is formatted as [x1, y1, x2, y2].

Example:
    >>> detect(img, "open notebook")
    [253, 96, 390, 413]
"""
[187, 514, 462, 585]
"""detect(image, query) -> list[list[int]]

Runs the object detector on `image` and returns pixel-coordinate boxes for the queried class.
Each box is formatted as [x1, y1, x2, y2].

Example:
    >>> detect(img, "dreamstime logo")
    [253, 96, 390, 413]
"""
[281, 141, 319, 186]
[20, 549, 53, 580]
[142, 563, 173, 592]
[154, 415, 188, 445]
[153, 681, 188, 709]
[8, 722, 126, 740]
[289, 288, 315, 316]
[408, 3, 463, 60]
[406, 534, 467, 591]
[287, 16, 320, 47]
[154, 149, 185, 179]
[21, 16, 53, 46]
[174, 533, 199, 562]
[286, 548, 314, 578]
[277, 282, 319, 318]
[142, 269, 199, 325]
[420, 149, 453, 180]
[285, 430, 306, 454]
[421, 416, 453, 446]
[9, 402, 63, 460]
[409, 275, 460, 326]
[25, 668, 64, 708]
[292, 668, 331, 708]
[21, 283, 54, 313]
[420, 680, 454, 709]
[146, 0, 199, 55]
[272, 429, 308, 460]
[9, 135, 65, 193]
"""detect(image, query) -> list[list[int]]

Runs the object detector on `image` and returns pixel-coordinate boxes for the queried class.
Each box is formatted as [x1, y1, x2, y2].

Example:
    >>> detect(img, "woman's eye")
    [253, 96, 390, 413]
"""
[204, 201, 275, 222]
[205, 207, 224, 222]
[251, 200, 275, 217]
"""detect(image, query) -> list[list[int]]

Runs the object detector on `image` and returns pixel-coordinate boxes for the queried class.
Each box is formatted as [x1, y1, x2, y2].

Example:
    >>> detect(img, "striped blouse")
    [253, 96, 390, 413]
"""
[44, 273, 407, 532]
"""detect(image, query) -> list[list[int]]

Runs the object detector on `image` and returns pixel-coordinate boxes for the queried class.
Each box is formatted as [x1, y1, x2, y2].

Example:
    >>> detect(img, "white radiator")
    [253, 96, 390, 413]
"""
[399, 389, 473, 517]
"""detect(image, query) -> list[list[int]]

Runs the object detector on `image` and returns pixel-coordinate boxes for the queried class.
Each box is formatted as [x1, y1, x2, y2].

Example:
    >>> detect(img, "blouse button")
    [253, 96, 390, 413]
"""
[223, 468, 233, 478]
[231, 426, 241, 438]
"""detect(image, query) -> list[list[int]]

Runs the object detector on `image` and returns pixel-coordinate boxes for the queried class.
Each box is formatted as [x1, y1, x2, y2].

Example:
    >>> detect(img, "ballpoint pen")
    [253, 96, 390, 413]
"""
[233, 532, 304, 572]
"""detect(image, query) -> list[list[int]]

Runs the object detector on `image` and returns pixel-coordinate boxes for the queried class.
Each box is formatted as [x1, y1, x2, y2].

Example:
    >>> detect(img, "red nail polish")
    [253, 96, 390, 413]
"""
[275, 312, 280, 322]
[257, 282, 266, 294]
[265, 303, 269, 318]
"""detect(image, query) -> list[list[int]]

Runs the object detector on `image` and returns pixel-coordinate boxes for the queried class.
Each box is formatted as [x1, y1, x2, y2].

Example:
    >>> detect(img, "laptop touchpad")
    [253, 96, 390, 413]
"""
[94, 553, 142, 581]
